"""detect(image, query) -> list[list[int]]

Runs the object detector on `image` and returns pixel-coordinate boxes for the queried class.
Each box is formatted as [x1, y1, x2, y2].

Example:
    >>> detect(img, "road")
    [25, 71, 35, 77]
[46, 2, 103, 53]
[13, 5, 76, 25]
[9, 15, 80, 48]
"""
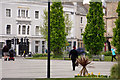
[1, 57, 117, 78]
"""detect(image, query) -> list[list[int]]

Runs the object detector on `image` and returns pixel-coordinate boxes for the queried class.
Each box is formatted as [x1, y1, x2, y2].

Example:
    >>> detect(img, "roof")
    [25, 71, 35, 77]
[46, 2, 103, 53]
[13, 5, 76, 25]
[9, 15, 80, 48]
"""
[76, 4, 88, 15]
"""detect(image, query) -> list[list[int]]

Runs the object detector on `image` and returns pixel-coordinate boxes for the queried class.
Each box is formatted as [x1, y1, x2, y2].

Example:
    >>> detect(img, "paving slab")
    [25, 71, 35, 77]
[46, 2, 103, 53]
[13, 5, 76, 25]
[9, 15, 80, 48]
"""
[1, 57, 117, 78]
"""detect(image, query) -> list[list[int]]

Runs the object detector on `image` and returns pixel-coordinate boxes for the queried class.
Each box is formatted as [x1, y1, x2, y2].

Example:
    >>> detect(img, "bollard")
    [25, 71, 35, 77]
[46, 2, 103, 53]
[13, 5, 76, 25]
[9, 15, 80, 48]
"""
[101, 55, 104, 61]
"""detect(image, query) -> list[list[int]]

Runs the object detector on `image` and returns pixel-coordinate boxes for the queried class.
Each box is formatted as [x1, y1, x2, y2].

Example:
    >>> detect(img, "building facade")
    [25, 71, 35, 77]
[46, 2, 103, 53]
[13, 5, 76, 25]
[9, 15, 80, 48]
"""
[104, 1, 118, 50]
[0, 0, 87, 55]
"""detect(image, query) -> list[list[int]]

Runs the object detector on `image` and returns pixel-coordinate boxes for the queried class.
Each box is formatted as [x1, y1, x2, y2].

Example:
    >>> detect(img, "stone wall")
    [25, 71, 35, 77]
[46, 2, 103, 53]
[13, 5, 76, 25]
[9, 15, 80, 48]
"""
[105, 2, 118, 37]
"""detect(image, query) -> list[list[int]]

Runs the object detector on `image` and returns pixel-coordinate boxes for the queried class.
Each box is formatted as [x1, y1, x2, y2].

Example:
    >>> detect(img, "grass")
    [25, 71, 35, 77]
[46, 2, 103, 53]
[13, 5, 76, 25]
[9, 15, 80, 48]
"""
[26, 55, 118, 62]
[100, 56, 118, 62]
[36, 78, 119, 80]
[26, 57, 64, 60]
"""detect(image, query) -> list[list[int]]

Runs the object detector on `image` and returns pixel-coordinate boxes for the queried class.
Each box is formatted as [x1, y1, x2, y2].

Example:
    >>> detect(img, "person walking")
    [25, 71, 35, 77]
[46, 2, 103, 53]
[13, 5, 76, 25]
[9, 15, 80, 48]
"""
[111, 48, 117, 62]
[69, 46, 78, 71]
[2, 45, 9, 61]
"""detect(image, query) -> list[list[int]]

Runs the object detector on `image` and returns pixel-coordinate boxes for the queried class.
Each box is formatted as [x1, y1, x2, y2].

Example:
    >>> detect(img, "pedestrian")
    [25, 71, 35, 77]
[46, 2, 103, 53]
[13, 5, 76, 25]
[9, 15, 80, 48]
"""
[2, 45, 9, 61]
[8, 47, 15, 61]
[106, 39, 111, 51]
[69, 46, 78, 71]
[45, 49, 48, 53]
[23, 50, 26, 57]
[111, 48, 117, 62]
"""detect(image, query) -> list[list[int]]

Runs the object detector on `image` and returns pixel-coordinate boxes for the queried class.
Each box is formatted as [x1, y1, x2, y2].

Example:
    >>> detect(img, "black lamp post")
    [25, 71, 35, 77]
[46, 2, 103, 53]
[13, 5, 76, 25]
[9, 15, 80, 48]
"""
[47, 0, 50, 78]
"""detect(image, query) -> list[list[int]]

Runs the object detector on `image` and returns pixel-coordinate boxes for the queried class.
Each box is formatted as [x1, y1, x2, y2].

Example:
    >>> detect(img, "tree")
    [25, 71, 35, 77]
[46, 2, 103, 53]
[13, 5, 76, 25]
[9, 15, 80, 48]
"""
[112, 2, 120, 54]
[40, 10, 72, 39]
[82, 0, 105, 55]
[40, 9, 48, 39]
[64, 14, 72, 35]
[50, 1, 67, 57]
[40, 2, 72, 57]
[112, 3, 120, 78]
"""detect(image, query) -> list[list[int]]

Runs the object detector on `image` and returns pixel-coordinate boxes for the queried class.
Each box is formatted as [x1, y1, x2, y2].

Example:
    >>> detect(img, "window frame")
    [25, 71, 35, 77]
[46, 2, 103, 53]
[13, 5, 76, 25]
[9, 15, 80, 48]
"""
[21, 10, 25, 18]
[27, 26, 29, 35]
[35, 11, 39, 19]
[22, 25, 26, 35]
[81, 17, 83, 23]
[35, 26, 39, 35]
[6, 9, 11, 17]
[18, 25, 21, 34]
[6, 25, 11, 34]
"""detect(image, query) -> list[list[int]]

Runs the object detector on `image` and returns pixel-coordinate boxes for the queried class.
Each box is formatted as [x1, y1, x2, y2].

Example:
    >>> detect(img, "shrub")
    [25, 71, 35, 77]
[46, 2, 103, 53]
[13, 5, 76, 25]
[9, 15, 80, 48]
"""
[53, 54, 63, 58]
[33, 54, 42, 57]
[86, 52, 92, 58]
[101, 51, 112, 56]
[110, 64, 118, 78]
[33, 53, 53, 57]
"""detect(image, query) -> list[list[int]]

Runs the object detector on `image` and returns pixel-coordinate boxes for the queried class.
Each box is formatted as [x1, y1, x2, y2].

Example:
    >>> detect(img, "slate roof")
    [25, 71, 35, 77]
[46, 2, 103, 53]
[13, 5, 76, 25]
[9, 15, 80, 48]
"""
[76, 4, 88, 15]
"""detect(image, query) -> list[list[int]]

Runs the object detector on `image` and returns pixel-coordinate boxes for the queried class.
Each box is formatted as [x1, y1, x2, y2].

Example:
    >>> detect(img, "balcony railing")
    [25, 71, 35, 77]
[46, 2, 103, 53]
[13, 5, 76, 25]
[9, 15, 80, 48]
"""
[16, 16, 31, 21]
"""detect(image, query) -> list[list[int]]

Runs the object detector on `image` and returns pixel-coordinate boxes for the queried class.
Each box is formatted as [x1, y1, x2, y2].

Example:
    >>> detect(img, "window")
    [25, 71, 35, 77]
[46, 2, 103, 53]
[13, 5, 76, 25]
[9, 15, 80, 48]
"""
[80, 28, 83, 38]
[74, 41, 76, 47]
[26, 10, 28, 17]
[18, 9, 29, 18]
[18, 25, 21, 34]
[35, 41, 39, 53]
[22, 25, 26, 34]
[6, 25, 11, 34]
[35, 11, 39, 19]
[66, 27, 69, 34]
[81, 43, 83, 48]
[21, 10, 25, 18]
[6, 9, 11, 17]
[78, 42, 80, 48]
[35, 41, 39, 44]
[81, 17, 83, 23]
[18, 9, 20, 17]
[68, 41, 72, 50]
[42, 41, 45, 53]
[27, 26, 29, 35]
[35, 46, 38, 53]
[81, 29, 83, 33]
[36, 26, 39, 35]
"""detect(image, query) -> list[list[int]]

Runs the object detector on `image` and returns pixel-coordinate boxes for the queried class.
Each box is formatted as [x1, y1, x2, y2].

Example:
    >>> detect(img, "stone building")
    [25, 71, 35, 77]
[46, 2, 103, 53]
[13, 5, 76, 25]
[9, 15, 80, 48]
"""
[104, 1, 118, 50]
[0, 0, 88, 55]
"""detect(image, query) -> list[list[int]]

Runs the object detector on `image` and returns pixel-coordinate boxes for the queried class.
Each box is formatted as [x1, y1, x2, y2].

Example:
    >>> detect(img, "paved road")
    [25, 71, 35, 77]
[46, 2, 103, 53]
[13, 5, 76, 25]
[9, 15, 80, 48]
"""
[1, 57, 117, 78]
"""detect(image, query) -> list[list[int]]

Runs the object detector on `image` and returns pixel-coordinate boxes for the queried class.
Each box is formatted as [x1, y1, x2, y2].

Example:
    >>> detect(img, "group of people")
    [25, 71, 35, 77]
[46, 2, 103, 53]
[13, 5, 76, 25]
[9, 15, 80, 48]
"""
[69, 46, 117, 71]
[2, 45, 15, 61]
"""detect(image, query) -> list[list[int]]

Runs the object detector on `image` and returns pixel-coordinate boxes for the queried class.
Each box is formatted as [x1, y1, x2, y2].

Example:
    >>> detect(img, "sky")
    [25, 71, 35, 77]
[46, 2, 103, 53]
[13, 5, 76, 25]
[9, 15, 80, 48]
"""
[83, 0, 105, 4]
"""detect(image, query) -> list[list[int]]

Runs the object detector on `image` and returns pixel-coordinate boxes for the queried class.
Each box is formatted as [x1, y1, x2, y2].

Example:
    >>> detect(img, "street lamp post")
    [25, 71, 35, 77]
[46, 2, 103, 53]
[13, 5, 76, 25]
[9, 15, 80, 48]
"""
[47, 0, 50, 78]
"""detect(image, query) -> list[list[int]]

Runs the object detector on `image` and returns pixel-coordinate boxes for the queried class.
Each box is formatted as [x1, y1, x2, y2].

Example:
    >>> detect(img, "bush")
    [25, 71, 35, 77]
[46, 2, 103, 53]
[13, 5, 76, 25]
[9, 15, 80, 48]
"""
[110, 64, 118, 78]
[33, 53, 53, 57]
[53, 54, 63, 58]
[86, 52, 92, 58]
[101, 51, 112, 56]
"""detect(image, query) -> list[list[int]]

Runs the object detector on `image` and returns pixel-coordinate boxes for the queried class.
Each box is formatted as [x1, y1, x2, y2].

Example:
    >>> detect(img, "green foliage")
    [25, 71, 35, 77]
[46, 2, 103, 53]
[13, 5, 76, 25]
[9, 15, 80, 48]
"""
[112, 2, 120, 54]
[101, 51, 112, 56]
[36, 78, 117, 80]
[86, 52, 92, 58]
[40, 9, 72, 39]
[64, 14, 72, 35]
[40, 2, 72, 58]
[82, 0, 105, 55]
[40, 9, 48, 39]
[33, 53, 53, 57]
[110, 64, 118, 78]
[50, 1, 67, 57]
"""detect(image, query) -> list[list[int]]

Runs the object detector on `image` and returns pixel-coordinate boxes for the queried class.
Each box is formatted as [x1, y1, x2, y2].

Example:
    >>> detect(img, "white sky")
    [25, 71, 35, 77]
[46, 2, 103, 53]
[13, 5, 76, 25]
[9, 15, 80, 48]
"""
[83, 0, 105, 4]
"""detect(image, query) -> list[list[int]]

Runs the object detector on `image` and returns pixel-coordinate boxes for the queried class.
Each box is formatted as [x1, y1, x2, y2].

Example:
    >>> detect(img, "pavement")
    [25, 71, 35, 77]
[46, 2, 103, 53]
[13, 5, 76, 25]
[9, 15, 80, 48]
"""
[0, 57, 117, 79]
